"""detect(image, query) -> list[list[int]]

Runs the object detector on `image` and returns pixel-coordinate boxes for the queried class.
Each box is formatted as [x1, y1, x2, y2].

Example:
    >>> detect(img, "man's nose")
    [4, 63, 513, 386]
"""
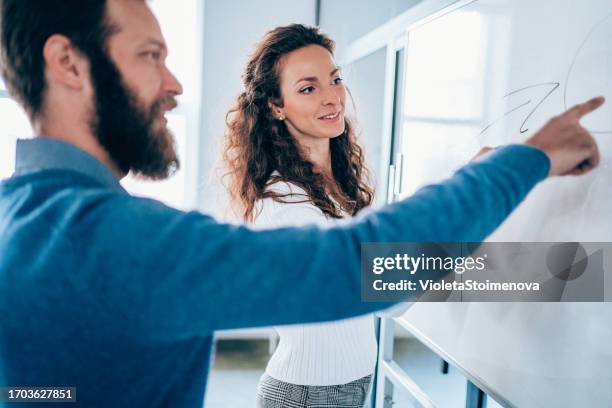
[162, 65, 183, 96]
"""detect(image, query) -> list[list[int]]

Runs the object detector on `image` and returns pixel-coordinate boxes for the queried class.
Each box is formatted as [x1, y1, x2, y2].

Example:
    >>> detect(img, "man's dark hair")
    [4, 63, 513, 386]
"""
[1, 0, 179, 179]
[0, 0, 113, 119]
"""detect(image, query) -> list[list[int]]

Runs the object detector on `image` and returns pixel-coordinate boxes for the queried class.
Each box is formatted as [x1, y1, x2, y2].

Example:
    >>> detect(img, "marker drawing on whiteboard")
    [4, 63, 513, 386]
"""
[480, 82, 560, 135]
[564, 10, 612, 134]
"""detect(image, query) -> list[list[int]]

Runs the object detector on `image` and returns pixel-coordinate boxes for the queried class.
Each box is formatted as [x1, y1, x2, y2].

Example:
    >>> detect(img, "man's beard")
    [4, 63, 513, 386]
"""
[87, 52, 180, 180]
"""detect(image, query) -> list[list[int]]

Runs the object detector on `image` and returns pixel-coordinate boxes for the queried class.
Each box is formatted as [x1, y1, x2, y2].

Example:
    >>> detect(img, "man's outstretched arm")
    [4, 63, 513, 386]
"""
[72, 97, 603, 339]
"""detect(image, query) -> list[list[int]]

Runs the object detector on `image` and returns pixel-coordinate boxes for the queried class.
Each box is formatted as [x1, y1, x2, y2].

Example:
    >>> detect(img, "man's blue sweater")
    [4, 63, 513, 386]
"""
[0, 138, 549, 407]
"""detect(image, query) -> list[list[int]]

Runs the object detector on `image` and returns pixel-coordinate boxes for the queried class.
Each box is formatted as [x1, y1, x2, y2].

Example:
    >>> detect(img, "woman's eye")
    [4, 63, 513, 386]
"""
[299, 86, 315, 94]
[143, 51, 162, 61]
[333, 77, 344, 85]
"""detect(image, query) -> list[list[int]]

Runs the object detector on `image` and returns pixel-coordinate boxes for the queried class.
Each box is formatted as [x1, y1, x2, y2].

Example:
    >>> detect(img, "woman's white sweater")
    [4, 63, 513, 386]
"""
[252, 178, 378, 386]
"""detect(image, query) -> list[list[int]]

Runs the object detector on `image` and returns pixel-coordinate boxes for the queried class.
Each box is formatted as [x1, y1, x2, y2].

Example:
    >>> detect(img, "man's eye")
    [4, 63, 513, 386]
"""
[300, 86, 315, 94]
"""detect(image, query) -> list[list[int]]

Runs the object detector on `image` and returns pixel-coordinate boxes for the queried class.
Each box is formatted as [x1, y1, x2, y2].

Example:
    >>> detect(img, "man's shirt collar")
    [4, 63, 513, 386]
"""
[14, 137, 126, 192]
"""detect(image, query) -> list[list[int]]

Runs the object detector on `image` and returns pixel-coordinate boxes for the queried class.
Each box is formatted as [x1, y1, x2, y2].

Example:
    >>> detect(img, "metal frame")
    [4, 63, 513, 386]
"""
[374, 318, 437, 408]
[466, 381, 488, 408]
[393, 316, 512, 407]
[375, 316, 499, 408]
[380, 37, 405, 204]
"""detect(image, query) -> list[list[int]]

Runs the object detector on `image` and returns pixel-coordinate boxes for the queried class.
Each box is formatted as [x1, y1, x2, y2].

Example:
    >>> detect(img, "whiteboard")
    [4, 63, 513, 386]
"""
[394, 1, 612, 406]
[399, 302, 612, 407]
[398, 0, 612, 241]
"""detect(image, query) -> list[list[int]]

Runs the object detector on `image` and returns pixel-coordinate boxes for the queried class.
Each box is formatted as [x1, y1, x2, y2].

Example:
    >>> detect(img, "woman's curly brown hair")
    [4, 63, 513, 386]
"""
[223, 24, 374, 222]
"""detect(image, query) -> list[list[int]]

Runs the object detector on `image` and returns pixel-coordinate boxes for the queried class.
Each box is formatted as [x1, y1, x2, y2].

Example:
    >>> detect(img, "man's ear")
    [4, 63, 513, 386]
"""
[42, 34, 89, 90]
[268, 98, 284, 119]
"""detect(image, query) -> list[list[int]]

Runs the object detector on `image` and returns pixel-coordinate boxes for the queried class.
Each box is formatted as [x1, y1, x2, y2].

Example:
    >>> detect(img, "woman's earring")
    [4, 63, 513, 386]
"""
[278, 116, 285, 121]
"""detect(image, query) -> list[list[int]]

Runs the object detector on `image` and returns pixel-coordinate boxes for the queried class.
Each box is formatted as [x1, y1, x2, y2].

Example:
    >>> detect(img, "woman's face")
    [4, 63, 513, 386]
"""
[272, 45, 346, 146]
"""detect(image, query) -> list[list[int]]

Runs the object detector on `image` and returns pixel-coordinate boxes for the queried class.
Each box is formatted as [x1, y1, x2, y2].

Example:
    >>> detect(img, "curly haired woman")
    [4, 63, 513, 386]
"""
[223, 24, 376, 408]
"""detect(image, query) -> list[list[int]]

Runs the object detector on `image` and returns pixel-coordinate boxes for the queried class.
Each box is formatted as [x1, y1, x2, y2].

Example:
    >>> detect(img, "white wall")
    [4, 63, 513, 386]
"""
[197, 0, 316, 216]
[319, 0, 421, 50]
